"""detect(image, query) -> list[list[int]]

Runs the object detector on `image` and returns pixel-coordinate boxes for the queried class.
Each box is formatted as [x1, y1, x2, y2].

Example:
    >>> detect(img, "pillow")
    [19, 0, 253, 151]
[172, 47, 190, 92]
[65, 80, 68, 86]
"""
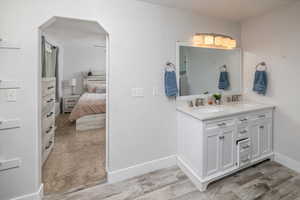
[87, 84, 97, 93]
[87, 83, 106, 93]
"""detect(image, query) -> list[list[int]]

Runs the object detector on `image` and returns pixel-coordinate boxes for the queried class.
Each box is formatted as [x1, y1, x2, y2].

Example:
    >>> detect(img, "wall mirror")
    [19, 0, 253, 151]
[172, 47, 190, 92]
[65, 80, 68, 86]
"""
[176, 42, 242, 97]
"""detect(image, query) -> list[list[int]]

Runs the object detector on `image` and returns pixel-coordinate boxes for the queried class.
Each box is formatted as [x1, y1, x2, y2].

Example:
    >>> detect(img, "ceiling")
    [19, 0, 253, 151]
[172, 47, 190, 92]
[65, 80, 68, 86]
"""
[138, 0, 298, 21]
[41, 17, 107, 45]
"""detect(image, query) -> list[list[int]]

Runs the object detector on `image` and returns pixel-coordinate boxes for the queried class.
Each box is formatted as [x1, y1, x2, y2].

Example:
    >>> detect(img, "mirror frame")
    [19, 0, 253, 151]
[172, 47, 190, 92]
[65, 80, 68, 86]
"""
[176, 41, 243, 99]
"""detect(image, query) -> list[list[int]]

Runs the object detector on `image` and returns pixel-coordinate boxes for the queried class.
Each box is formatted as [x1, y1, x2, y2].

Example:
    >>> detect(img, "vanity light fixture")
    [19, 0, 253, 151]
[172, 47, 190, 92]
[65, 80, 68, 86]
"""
[193, 33, 237, 49]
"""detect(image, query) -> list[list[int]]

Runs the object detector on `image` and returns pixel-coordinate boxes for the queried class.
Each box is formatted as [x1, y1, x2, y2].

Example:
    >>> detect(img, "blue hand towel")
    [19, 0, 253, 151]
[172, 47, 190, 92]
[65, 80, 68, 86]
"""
[218, 71, 230, 90]
[253, 70, 267, 95]
[165, 71, 178, 97]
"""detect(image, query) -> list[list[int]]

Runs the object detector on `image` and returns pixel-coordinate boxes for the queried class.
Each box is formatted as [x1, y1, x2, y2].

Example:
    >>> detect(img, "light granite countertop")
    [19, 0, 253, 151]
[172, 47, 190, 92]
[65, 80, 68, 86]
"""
[176, 102, 275, 121]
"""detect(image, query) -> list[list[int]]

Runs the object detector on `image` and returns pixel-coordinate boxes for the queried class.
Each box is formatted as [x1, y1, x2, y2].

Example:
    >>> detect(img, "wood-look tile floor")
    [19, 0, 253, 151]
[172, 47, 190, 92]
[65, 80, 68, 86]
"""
[44, 161, 300, 200]
[42, 114, 106, 195]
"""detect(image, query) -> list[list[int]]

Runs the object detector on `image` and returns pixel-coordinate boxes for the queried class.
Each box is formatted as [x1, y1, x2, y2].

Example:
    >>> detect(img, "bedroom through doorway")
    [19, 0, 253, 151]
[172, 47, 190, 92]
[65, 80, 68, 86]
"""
[39, 17, 109, 195]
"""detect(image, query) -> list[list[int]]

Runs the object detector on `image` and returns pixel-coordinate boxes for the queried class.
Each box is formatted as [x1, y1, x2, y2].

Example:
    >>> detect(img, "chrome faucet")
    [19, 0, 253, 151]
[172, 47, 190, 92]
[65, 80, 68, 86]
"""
[195, 98, 205, 107]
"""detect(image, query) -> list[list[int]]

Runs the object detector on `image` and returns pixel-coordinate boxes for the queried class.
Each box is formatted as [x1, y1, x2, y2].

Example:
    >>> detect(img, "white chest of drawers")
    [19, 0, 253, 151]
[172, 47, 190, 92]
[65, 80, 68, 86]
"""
[41, 77, 56, 164]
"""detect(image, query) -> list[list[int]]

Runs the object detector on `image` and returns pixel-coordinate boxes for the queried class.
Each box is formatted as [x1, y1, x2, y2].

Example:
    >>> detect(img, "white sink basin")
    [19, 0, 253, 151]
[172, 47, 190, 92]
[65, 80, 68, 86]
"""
[196, 107, 225, 113]
[229, 103, 260, 108]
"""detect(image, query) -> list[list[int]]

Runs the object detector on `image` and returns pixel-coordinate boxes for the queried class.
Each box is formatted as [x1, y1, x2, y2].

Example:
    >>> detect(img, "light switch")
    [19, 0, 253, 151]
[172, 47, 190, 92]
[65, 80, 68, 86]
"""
[7, 89, 17, 102]
[132, 88, 144, 97]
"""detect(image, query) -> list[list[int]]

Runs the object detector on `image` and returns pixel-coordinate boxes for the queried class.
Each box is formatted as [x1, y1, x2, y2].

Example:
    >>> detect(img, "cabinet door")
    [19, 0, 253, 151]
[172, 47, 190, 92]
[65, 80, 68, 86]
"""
[220, 127, 236, 171]
[204, 129, 221, 176]
[261, 119, 272, 156]
[250, 122, 261, 161]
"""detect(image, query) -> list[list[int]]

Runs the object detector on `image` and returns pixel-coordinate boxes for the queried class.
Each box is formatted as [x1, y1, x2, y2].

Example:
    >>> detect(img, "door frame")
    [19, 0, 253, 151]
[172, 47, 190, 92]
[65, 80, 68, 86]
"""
[37, 16, 110, 191]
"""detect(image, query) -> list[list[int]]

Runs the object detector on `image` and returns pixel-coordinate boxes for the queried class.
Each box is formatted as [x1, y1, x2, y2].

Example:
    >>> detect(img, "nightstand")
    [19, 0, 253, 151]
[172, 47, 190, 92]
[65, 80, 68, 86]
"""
[62, 95, 80, 113]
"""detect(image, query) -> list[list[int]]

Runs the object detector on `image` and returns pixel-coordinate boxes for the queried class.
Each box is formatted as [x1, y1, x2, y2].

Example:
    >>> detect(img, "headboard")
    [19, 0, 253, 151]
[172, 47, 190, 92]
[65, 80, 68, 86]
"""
[83, 74, 106, 91]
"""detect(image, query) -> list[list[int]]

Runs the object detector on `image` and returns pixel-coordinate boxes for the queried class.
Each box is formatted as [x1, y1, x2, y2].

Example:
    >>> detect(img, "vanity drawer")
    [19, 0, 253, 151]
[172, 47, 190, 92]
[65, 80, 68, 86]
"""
[237, 139, 251, 167]
[42, 78, 56, 97]
[237, 115, 250, 125]
[250, 110, 272, 121]
[237, 126, 249, 139]
[205, 119, 235, 130]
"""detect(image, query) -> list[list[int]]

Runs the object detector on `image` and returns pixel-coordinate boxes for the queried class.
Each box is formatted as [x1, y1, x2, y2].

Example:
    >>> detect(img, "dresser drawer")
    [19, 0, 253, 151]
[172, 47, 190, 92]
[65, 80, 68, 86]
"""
[42, 127, 55, 150]
[42, 78, 56, 97]
[42, 109, 55, 134]
[64, 97, 79, 104]
[42, 135, 54, 164]
[42, 93, 55, 114]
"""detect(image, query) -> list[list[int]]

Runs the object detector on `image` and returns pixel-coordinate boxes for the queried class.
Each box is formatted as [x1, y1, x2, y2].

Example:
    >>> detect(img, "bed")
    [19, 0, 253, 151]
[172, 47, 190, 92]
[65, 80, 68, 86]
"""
[69, 74, 107, 131]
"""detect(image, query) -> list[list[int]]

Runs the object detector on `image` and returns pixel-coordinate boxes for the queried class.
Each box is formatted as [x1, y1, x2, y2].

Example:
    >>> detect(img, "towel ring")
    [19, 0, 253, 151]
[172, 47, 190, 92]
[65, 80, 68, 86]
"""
[219, 65, 227, 72]
[256, 62, 267, 71]
[165, 62, 176, 71]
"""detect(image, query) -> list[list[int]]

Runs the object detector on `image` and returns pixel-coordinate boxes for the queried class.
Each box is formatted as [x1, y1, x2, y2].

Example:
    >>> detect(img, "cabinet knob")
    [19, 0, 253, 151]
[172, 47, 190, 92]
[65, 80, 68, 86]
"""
[219, 136, 225, 140]
[259, 125, 265, 129]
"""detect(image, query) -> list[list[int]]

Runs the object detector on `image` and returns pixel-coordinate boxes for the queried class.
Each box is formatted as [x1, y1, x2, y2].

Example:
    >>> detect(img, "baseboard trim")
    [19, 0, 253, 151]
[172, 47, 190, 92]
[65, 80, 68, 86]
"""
[274, 152, 300, 173]
[107, 155, 177, 184]
[177, 157, 206, 191]
[12, 184, 43, 200]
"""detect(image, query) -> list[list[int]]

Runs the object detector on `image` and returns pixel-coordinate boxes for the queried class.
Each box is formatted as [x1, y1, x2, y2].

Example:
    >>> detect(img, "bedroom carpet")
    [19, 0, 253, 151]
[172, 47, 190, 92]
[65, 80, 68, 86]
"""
[42, 114, 106, 195]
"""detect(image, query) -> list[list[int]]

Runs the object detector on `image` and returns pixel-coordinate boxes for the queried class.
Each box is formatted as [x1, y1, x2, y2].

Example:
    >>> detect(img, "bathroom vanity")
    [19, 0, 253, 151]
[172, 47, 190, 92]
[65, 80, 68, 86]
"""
[177, 103, 274, 191]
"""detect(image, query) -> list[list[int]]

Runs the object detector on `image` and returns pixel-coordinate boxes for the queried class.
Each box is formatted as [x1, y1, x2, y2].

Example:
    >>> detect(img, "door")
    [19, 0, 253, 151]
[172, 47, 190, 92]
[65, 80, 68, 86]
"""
[250, 122, 261, 161]
[260, 119, 272, 156]
[220, 127, 236, 171]
[204, 129, 221, 176]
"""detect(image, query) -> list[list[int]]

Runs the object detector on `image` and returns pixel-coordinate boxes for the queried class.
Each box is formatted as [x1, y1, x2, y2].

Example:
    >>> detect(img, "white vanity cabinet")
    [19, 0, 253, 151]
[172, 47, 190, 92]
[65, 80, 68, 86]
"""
[204, 120, 236, 177]
[177, 106, 274, 191]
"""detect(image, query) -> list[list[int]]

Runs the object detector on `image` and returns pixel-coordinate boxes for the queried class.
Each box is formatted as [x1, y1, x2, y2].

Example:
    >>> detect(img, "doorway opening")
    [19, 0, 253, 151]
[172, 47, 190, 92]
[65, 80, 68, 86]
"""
[39, 17, 109, 195]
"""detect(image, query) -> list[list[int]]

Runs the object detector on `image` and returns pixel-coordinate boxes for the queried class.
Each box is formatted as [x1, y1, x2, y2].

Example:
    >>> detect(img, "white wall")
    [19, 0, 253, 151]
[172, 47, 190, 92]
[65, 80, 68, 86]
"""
[0, 0, 240, 199]
[242, 2, 300, 163]
[63, 42, 106, 95]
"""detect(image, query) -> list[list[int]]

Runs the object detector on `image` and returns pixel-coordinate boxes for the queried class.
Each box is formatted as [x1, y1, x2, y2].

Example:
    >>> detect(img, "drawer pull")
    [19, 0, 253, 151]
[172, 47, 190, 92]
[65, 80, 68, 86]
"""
[240, 130, 248, 134]
[242, 145, 250, 150]
[217, 122, 227, 127]
[47, 98, 54, 103]
[46, 126, 53, 134]
[260, 125, 265, 129]
[240, 118, 248, 122]
[241, 158, 250, 163]
[258, 114, 266, 118]
[45, 141, 53, 150]
[47, 112, 54, 118]
[47, 86, 54, 90]
[219, 136, 225, 140]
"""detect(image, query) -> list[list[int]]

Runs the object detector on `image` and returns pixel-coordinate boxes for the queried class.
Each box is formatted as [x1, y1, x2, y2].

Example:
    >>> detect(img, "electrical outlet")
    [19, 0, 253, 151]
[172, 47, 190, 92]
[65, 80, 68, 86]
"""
[7, 89, 17, 102]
